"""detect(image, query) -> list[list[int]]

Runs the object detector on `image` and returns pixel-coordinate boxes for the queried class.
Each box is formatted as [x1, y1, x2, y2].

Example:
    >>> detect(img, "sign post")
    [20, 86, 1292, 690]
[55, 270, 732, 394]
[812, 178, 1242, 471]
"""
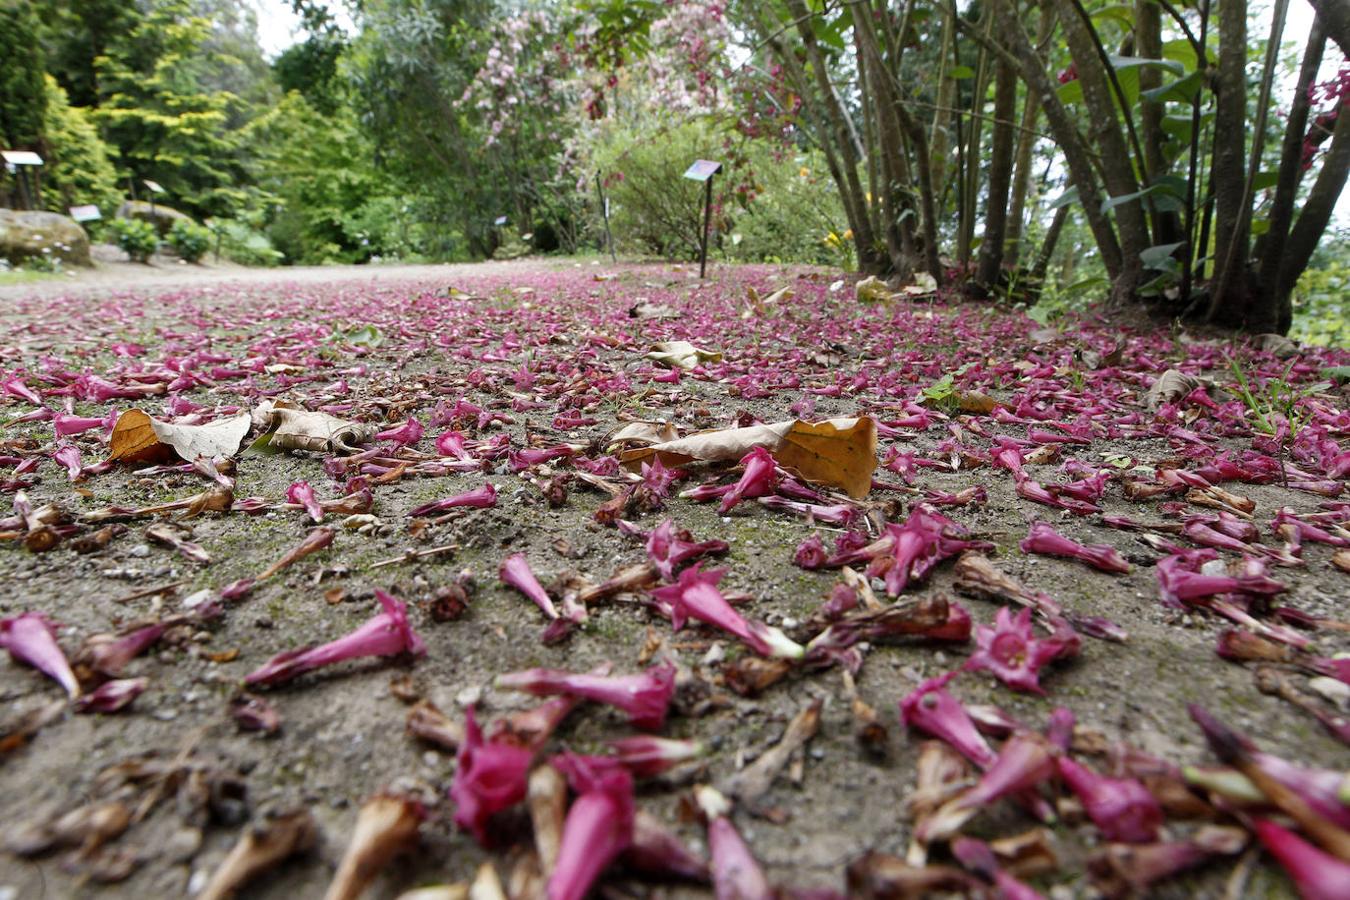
[143, 179, 166, 221]
[682, 159, 722, 279]
[2, 151, 44, 210]
[69, 205, 101, 224]
[595, 171, 616, 264]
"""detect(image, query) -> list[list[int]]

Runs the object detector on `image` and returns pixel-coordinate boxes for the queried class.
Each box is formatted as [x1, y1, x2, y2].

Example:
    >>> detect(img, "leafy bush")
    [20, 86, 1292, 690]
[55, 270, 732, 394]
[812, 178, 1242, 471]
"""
[1290, 263, 1350, 348]
[167, 219, 211, 263]
[39, 76, 121, 220]
[109, 218, 159, 263]
[723, 150, 849, 267]
[211, 218, 282, 267]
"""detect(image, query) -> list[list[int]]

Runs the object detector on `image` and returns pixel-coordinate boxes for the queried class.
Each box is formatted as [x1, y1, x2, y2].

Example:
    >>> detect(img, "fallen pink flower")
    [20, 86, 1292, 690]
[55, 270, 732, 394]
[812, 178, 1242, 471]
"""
[53, 445, 83, 481]
[645, 519, 729, 581]
[899, 671, 996, 768]
[924, 485, 987, 507]
[79, 621, 166, 677]
[1156, 550, 1286, 607]
[0, 612, 80, 698]
[244, 590, 426, 687]
[220, 578, 256, 602]
[757, 496, 858, 525]
[963, 607, 1079, 694]
[1183, 519, 1302, 566]
[2, 377, 42, 405]
[625, 810, 710, 883]
[680, 481, 735, 503]
[1016, 477, 1102, 515]
[407, 483, 498, 517]
[435, 429, 475, 461]
[1272, 507, 1350, 549]
[641, 456, 677, 498]
[286, 480, 324, 523]
[649, 565, 804, 659]
[499, 552, 560, 621]
[508, 445, 576, 472]
[1253, 818, 1350, 900]
[1020, 522, 1130, 574]
[548, 753, 635, 900]
[719, 446, 778, 514]
[951, 836, 1044, 900]
[607, 736, 706, 777]
[375, 416, 423, 446]
[74, 677, 148, 713]
[485, 694, 582, 750]
[53, 412, 111, 438]
[695, 785, 773, 900]
[918, 731, 1058, 843]
[1056, 756, 1162, 843]
[451, 706, 533, 846]
[496, 662, 676, 731]
[793, 533, 829, 569]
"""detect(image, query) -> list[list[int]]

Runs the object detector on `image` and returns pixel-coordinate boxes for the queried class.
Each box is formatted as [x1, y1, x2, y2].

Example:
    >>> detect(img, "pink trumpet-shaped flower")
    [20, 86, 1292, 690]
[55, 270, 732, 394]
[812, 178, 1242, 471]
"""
[75, 677, 148, 713]
[641, 456, 677, 498]
[435, 429, 474, 460]
[1, 613, 80, 698]
[645, 519, 729, 581]
[244, 590, 426, 687]
[496, 663, 676, 731]
[793, 533, 829, 569]
[1156, 551, 1286, 606]
[2, 377, 42, 405]
[376, 416, 423, 446]
[607, 736, 706, 777]
[408, 483, 498, 517]
[899, 671, 996, 768]
[695, 786, 773, 900]
[451, 705, 533, 846]
[1056, 756, 1163, 843]
[1020, 522, 1130, 574]
[53, 412, 111, 438]
[918, 732, 1058, 843]
[757, 496, 858, 525]
[508, 445, 575, 471]
[1272, 507, 1350, 548]
[649, 565, 804, 659]
[53, 444, 83, 481]
[719, 446, 778, 514]
[83, 622, 166, 677]
[548, 754, 635, 900]
[952, 837, 1045, 900]
[1253, 818, 1350, 900]
[286, 480, 324, 523]
[499, 552, 557, 620]
[625, 811, 710, 882]
[963, 607, 1079, 694]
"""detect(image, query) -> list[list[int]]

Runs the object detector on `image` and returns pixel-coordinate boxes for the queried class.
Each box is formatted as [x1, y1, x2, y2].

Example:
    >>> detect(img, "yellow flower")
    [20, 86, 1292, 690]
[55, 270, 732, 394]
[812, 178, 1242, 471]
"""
[799, 167, 810, 178]
[842, 229, 853, 241]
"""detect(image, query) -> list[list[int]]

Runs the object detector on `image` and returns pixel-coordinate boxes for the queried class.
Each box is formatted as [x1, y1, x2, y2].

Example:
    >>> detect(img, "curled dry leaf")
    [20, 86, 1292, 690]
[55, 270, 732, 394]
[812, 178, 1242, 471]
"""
[620, 416, 877, 499]
[646, 341, 723, 370]
[197, 809, 317, 900]
[253, 401, 377, 455]
[108, 408, 252, 465]
[1147, 369, 1208, 408]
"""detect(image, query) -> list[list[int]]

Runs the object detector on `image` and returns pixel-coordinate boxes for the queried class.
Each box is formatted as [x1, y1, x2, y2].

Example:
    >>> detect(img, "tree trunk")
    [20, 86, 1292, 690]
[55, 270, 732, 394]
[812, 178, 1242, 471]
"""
[974, 54, 1018, 291]
[1135, 0, 1182, 246]
[1305, 0, 1350, 57]
[1005, 7, 1056, 269]
[1054, 0, 1148, 303]
[1277, 107, 1350, 309]
[1205, 0, 1251, 322]
[929, 11, 959, 197]
[1258, 24, 1326, 333]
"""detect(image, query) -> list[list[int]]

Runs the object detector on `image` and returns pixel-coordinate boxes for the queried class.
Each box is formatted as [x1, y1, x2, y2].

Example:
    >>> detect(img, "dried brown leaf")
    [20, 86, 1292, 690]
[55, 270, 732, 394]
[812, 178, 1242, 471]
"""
[109, 409, 251, 465]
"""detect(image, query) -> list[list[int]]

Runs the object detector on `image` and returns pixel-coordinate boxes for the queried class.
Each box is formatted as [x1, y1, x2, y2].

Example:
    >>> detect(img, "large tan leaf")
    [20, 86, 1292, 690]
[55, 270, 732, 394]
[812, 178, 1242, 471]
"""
[253, 401, 377, 454]
[645, 341, 722, 370]
[619, 416, 877, 498]
[109, 409, 251, 464]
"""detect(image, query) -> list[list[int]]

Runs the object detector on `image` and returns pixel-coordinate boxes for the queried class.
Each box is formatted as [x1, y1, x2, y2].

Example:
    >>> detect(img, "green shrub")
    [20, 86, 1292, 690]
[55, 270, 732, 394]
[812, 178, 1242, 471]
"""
[39, 76, 121, 219]
[211, 218, 282, 267]
[109, 218, 159, 263]
[167, 219, 211, 263]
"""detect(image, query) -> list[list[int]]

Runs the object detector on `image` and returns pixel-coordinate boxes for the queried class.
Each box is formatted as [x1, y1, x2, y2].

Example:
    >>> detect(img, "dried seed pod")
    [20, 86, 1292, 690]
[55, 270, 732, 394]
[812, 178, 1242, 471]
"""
[197, 809, 317, 900]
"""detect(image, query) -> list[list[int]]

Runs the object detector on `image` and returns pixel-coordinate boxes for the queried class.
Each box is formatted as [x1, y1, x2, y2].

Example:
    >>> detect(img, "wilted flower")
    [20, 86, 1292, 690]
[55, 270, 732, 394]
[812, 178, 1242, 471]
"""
[548, 753, 635, 900]
[1056, 756, 1162, 843]
[375, 416, 423, 446]
[645, 518, 728, 581]
[1156, 550, 1285, 606]
[327, 793, 425, 900]
[1019, 522, 1130, 574]
[899, 671, 996, 768]
[245, 590, 426, 687]
[451, 706, 534, 845]
[963, 607, 1080, 694]
[407, 483, 497, 517]
[496, 662, 676, 731]
[607, 736, 706, 776]
[719, 446, 778, 514]
[695, 785, 773, 900]
[1253, 818, 1350, 900]
[1, 612, 80, 698]
[917, 732, 1058, 844]
[650, 565, 804, 659]
[74, 677, 147, 713]
[286, 480, 323, 523]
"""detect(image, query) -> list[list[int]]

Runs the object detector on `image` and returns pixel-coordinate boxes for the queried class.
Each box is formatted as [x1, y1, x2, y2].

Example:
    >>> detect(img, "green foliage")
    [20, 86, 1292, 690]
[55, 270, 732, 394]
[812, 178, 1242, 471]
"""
[723, 152, 848, 266]
[1227, 356, 1330, 437]
[109, 218, 159, 262]
[210, 217, 282, 267]
[0, 2, 48, 148]
[38, 76, 121, 220]
[1290, 263, 1350, 349]
[167, 218, 211, 262]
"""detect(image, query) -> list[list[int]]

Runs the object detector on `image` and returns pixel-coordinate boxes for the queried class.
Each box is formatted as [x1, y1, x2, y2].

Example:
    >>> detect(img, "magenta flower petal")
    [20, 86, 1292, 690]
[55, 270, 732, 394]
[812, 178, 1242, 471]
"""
[408, 483, 497, 517]
[718, 446, 778, 514]
[649, 565, 803, 659]
[899, 671, 996, 768]
[375, 416, 423, 446]
[1057, 756, 1163, 843]
[1253, 818, 1350, 900]
[0, 612, 80, 699]
[646, 519, 729, 581]
[82, 622, 166, 678]
[547, 754, 635, 900]
[496, 662, 676, 731]
[695, 786, 773, 900]
[499, 552, 559, 620]
[1020, 522, 1130, 574]
[963, 607, 1079, 694]
[451, 706, 533, 846]
[607, 736, 706, 777]
[74, 677, 148, 713]
[286, 480, 324, 523]
[244, 589, 425, 687]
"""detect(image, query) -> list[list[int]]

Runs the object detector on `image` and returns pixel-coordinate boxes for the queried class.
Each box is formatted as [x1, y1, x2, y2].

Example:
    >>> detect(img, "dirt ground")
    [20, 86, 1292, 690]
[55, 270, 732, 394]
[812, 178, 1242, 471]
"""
[0, 259, 1345, 899]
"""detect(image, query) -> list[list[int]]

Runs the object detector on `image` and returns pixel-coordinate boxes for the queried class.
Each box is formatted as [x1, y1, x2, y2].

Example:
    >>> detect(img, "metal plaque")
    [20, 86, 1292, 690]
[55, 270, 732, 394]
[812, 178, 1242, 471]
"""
[682, 159, 722, 182]
[494, 215, 509, 226]
[69, 205, 102, 222]
[1, 150, 43, 166]
[143, 179, 166, 194]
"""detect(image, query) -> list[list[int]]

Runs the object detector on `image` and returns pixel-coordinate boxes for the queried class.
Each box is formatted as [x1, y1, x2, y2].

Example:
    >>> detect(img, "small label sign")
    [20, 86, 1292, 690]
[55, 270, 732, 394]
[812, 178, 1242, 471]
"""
[682, 159, 722, 182]
[69, 205, 102, 222]
[143, 179, 166, 194]
[1, 150, 43, 167]
[494, 215, 509, 226]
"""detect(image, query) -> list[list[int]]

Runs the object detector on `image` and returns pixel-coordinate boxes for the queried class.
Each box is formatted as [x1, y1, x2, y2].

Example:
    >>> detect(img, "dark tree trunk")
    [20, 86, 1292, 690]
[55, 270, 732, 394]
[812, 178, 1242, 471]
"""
[975, 55, 1018, 290]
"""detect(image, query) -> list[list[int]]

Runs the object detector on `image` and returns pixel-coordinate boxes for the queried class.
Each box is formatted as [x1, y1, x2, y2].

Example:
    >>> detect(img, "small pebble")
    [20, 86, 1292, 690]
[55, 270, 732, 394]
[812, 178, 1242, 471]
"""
[128, 543, 151, 558]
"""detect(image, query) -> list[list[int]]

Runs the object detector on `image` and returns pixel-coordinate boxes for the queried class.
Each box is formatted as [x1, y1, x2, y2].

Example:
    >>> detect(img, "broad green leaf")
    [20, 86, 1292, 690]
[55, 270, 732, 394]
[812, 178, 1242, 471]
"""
[1252, 171, 1279, 191]
[1049, 186, 1080, 209]
[1057, 78, 1083, 105]
[1142, 70, 1205, 104]
[1091, 5, 1136, 27]
[950, 65, 975, 79]
[1107, 55, 1186, 77]
[1161, 39, 1198, 71]
[1140, 241, 1184, 270]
